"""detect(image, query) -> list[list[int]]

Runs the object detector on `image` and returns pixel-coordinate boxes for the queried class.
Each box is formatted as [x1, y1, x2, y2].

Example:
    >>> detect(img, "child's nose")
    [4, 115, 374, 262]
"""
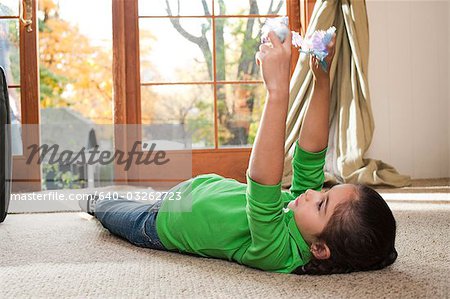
[304, 190, 310, 201]
[305, 189, 314, 201]
[305, 189, 320, 202]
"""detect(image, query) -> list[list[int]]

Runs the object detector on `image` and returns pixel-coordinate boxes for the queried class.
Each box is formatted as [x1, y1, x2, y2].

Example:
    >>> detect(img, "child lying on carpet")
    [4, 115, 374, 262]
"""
[79, 29, 398, 275]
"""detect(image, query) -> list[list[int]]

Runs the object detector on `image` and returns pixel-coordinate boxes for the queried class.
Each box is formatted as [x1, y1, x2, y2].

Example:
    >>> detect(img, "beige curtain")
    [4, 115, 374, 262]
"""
[282, 0, 411, 188]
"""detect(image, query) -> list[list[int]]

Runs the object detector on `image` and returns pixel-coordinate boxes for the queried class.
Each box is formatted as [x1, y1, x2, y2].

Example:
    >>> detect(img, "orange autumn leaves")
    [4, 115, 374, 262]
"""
[38, 0, 113, 124]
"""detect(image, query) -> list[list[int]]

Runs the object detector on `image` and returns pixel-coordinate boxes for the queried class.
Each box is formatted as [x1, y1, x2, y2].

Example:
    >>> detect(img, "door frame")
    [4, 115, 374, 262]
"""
[12, 0, 41, 192]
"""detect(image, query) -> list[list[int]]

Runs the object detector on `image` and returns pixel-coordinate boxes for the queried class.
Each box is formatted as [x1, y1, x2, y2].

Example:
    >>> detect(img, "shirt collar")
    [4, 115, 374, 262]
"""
[284, 210, 312, 262]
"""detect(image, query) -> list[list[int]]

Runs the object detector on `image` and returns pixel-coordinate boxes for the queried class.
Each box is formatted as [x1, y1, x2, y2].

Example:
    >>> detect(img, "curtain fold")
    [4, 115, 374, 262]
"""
[282, 0, 411, 188]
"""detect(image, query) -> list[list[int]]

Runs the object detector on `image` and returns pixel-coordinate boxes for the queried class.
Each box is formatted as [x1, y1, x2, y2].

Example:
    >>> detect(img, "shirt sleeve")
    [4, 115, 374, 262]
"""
[289, 140, 327, 199]
[242, 170, 293, 271]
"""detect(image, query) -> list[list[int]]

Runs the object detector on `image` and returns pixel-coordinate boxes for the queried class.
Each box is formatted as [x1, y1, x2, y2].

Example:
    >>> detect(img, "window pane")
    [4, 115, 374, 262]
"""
[9, 87, 23, 156]
[0, 0, 19, 16]
[38, 0, 113, 124]
[217, 83, 266, 147]
[140, 18, 213, 83]
[213, 0, 286, 16]
[141, 85, 214, 149]
[0, 19, 20, 85]
[216, 17, 264, 81]
[38, 0, 113, 190]
[8, 87, 20, 120]
[139, 0, 212, 17]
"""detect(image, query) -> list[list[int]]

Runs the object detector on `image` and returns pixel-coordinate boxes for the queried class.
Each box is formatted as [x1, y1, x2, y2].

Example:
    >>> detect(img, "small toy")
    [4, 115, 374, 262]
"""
[292, 26, 336, 72]
[261, 17, 336, 72]
[261, 16, 290, 43]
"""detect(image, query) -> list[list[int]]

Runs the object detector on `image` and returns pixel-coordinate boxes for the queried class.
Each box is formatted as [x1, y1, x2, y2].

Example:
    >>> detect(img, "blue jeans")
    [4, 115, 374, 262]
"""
[94, 197, 166, 250]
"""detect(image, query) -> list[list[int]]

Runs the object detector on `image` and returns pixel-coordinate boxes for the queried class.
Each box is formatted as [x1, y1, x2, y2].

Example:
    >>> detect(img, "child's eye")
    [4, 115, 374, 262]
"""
[318, 200, 324, 210]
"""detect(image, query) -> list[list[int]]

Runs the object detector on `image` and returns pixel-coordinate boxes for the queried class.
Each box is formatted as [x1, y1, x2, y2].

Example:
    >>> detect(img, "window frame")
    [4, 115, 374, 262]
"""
[11, 0, 314, 191]
[6, 0, 41, 192]
[112, 0, 308, 187]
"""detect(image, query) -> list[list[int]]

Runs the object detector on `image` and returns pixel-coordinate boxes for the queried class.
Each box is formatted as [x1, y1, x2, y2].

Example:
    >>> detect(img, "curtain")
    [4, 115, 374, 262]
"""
[282, 0, 411, 188]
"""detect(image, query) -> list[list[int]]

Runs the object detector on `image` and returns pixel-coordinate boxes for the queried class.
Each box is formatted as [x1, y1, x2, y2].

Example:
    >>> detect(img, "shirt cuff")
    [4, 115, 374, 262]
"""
[246, 170, 282, 203]
[293, 140, 328, 166]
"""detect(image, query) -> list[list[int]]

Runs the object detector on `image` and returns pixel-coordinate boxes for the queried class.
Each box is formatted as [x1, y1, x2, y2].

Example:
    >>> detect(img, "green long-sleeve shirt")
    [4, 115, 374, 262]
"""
[155, 140, 327, 273]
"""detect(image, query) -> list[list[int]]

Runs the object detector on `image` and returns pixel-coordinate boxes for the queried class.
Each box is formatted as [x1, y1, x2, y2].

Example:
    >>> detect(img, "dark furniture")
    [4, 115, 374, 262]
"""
[0, 66, 12, 223]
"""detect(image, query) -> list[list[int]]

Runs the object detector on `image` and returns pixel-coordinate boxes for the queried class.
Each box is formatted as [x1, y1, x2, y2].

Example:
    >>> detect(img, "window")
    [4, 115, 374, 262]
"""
[1, 1, 22, 155]
[38, 0, 114, 191]
[9, 0, 308, 191]
[113, 0, 302, 185]
[38, 0, 113, 125]
[2, 0, 40, 192]
[139, 1, 287, 149]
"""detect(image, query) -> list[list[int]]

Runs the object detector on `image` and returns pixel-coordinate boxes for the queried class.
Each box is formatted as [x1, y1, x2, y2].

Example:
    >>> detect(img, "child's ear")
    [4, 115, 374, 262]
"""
[310, 242, 331, 260]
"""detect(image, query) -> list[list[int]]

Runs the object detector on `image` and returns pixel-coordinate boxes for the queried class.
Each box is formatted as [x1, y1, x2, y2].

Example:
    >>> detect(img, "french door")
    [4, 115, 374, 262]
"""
[3, 0, 314, 192]
[1, 0, 40, 192]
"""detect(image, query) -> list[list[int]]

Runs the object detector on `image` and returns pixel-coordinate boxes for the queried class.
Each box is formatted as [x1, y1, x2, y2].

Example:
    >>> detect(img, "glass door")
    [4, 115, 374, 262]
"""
[37, 0, 114, 191]
[1, 0, 40, 192]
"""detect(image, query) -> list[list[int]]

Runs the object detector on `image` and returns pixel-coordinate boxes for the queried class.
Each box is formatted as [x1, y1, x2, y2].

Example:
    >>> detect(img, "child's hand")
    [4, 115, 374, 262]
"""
[255, 29, 291, 95]
[310, 33, 336, 83]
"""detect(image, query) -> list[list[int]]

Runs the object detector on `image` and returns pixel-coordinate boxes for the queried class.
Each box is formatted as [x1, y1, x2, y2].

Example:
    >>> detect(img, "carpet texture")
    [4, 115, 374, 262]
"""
[0, 203, 449, 298]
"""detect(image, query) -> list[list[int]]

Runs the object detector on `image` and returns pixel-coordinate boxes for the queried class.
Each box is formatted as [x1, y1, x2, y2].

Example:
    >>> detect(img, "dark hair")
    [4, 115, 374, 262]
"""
[292, 184, 398, 275]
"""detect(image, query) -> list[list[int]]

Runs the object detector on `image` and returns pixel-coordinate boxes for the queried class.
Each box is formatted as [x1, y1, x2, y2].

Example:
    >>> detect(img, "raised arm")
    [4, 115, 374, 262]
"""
[298, 34, 336, 152]
[243, 30, 314, 271]
[248, 30, 292, 185]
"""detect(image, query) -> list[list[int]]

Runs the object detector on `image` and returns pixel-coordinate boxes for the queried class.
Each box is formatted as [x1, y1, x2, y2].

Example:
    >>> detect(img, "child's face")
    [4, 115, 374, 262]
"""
[287, 184, 358, 245]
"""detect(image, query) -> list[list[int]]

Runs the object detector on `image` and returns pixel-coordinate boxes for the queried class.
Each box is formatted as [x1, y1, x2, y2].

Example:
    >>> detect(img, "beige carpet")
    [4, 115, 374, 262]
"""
[0, 203, 449, 297]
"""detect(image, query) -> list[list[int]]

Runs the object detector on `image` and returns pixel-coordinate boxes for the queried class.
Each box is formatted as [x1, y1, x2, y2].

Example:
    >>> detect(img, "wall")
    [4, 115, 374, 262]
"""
[365, 0, 449, 179]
